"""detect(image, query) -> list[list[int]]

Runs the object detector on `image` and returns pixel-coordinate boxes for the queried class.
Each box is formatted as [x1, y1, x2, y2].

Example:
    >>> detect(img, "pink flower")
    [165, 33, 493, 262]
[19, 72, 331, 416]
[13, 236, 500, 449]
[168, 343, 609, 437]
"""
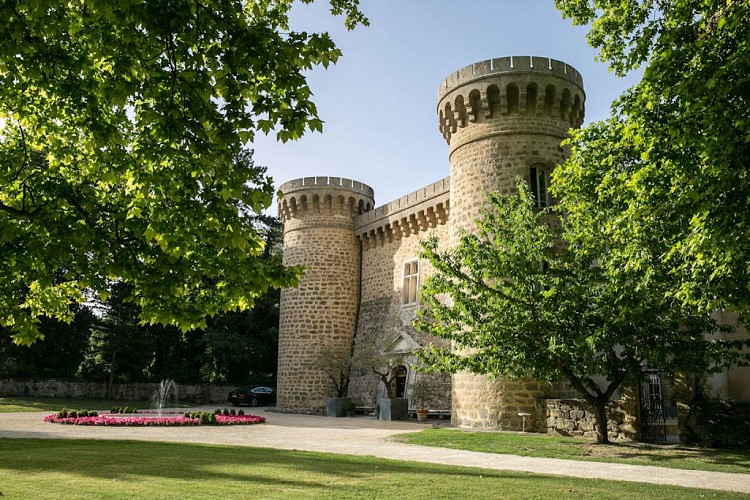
[44, 412, 265, 427]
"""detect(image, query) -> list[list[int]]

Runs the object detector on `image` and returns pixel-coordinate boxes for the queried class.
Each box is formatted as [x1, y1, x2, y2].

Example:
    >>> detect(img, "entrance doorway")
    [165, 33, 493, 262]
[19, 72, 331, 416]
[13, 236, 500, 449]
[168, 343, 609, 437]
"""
[393, 365, 407, 398]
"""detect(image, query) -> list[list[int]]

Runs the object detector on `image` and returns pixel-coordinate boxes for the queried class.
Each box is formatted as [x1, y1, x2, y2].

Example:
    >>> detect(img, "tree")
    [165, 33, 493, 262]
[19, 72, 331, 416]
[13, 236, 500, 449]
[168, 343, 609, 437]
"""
[0, 303, 95, 378]
[78, 214, 287, 385]
[414, 182, 748, 443]
[554, 0, 750, 316]
[352, 333, 409, 400]
[77, 281, 156, 386]
[0, 0, 367, 344]
[309, 343, 352, 398]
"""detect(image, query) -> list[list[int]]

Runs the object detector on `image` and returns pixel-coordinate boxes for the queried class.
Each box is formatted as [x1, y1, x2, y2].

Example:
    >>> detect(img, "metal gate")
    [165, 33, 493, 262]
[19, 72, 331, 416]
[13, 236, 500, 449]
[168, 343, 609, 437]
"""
[639, 370, 667, 443]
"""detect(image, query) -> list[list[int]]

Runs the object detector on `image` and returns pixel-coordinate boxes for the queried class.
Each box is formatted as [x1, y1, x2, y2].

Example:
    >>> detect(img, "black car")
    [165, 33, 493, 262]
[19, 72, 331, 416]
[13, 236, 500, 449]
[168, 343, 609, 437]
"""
[228, 386, 276, 407]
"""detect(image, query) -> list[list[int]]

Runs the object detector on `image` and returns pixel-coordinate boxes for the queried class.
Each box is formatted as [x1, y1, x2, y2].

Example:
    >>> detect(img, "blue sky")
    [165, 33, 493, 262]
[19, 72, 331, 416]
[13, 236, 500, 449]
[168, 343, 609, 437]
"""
[253, 1, 642, 213]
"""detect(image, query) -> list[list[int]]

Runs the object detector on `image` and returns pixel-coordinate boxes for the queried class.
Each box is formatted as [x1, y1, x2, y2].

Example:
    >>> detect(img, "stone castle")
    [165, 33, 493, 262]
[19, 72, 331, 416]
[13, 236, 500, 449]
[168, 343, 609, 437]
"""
[274, 56, 749, 433]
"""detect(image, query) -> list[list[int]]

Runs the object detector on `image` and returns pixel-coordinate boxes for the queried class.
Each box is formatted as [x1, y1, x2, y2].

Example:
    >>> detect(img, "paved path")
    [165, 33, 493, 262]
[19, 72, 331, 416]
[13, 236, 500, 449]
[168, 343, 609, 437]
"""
[0, 406, 747, 494]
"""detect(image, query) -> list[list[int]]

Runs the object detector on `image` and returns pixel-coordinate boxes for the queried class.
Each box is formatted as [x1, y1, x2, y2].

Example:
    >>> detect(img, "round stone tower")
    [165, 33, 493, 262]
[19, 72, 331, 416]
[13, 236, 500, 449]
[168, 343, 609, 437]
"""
[276, 177, 374, 412]
[437, 56, 585, 429]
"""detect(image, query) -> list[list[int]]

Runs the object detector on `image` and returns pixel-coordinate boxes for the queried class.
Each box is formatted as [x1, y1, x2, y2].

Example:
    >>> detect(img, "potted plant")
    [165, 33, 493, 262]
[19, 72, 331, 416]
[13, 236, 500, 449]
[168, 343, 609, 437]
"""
[310, 343, 353, 417]
[410, 378, 431, 421]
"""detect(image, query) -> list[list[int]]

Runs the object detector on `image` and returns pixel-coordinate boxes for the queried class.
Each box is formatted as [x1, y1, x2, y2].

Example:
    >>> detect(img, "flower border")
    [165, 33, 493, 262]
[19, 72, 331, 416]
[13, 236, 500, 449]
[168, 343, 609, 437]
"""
[44, 412, 266, 426]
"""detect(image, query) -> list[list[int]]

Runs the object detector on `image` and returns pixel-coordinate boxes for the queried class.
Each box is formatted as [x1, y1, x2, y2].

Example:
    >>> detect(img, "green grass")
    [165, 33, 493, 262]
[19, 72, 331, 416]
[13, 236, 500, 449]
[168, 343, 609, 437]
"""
[394, 428, 750, 475]
[0, 439, 743, 499]
[0, 396, 192, 413]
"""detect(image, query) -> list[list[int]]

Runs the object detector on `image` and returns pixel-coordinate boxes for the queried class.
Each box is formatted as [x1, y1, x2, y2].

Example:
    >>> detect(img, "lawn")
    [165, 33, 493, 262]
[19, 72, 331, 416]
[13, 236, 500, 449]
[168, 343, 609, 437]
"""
[0, 396, 192, 414]
[394, 428, 750, 475]
[0, 439, 743, 499]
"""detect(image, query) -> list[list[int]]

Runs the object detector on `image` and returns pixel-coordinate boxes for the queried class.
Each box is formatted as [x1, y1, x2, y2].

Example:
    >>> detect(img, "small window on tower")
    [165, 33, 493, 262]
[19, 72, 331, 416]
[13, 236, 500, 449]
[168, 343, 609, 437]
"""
[530, 166, 549, 208]
[402, 260, 419, 305]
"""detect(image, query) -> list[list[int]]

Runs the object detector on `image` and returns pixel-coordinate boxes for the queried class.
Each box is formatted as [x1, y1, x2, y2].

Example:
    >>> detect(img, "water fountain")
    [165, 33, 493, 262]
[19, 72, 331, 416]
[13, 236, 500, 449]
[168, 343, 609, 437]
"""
[45, 378, 266, 426]
[152, 379, 177, 414]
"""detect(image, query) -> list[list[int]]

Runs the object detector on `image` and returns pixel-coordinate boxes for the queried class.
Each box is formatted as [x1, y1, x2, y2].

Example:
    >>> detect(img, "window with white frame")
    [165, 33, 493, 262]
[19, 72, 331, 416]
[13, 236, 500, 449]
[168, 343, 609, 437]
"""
[530, 166, 549, 208]
[402, 260, 419, 305]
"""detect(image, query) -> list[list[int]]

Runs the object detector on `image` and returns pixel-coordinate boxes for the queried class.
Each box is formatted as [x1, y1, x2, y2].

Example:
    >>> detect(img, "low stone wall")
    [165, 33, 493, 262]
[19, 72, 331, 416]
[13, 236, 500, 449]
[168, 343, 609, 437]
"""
[0, 378, 236, 405]
[536, 398, 637, 441]
[680, 400, 750, 448]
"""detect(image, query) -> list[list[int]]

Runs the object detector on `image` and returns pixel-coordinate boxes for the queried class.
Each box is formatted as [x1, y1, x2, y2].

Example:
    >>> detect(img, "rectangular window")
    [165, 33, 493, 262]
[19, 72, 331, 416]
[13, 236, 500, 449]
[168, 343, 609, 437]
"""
[402, 260, 419, 304]
[530, 166, 549, 208]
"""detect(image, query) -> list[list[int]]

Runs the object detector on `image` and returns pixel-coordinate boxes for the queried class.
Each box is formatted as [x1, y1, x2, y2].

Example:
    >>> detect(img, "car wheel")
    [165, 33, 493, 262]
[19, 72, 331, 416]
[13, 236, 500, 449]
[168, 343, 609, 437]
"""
[231, 401, 239, 407]
[250, 397, 258, 407]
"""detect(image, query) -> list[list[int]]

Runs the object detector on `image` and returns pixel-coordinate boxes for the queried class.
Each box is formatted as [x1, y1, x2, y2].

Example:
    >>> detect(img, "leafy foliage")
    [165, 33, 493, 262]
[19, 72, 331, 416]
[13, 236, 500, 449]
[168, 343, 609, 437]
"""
[0, 304, 95, 378]
[554, 0, 750, 315]
[0, 0, 368, 344]
[2, 215, 285, 385]
[78, 216, 285, 385]
[415, 183, 748, 443]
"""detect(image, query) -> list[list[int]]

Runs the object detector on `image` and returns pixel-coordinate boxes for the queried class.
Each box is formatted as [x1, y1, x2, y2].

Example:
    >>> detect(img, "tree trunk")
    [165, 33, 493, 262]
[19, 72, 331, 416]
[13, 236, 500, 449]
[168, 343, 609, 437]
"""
[106, 351, 116, 399]
[593, 399, 610, 444]
[385, 377, 397, 399]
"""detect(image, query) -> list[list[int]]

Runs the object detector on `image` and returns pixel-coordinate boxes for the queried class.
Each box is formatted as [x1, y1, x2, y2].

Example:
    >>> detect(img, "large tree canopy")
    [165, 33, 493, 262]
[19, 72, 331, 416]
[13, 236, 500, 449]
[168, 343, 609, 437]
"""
[415, 183, 747, 443]
[554, 0, 750, 315]
[0, 0, 366, 344]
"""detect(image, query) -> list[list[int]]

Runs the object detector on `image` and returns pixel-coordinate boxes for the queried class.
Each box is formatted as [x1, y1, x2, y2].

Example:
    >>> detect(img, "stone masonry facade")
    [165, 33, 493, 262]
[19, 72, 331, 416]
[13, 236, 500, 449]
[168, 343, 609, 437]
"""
[275, 55, 749, 436]
[275, 56, 587, 430]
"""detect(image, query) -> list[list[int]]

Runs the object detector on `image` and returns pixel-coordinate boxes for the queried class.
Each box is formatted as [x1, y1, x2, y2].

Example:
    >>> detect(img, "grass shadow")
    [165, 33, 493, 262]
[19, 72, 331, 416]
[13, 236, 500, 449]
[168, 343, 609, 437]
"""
[0, 439, 743, 499]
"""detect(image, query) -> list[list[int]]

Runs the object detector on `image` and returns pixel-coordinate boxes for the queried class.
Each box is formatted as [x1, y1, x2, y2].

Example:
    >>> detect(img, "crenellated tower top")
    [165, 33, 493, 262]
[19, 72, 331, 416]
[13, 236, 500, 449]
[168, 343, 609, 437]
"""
[278, 176, 375, 224]
[437, 56, 585, 149]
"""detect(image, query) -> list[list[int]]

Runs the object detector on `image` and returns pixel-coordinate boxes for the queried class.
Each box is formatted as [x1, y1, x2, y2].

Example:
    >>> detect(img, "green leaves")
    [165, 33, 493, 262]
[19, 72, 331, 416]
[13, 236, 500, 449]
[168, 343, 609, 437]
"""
[554, 0, 750, 317]
[0, 0, 365, 342]
[415, 183, 747, 409]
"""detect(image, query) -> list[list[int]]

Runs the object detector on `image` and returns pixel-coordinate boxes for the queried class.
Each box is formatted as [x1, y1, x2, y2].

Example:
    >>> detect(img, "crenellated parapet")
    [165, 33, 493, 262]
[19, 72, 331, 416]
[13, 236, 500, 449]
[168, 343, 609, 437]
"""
[437, 56, 585, 147]
[278, 176, 375, 224]
[355, 177, 450, 249]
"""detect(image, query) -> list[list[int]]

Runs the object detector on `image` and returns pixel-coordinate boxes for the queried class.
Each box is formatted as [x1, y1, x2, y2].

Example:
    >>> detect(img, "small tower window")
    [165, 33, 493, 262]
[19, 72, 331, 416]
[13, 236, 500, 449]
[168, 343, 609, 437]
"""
[530, 166, 549, 208]
[402, 260, 419, 305]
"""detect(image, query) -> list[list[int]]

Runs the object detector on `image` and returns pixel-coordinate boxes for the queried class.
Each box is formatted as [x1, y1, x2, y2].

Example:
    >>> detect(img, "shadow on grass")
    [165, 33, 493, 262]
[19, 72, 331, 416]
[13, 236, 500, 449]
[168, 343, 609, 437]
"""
[395, 429, 750, 475]
[0, 438, 744, 500]
[0, 438, 543, 493]
[0, 397, 155, 413]
[593, 441, 750, 472]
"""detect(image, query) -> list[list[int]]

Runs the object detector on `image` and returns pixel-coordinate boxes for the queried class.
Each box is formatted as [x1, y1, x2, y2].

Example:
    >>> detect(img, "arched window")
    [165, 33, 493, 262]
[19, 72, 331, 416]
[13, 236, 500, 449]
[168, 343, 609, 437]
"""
[530, 166, 549, 208]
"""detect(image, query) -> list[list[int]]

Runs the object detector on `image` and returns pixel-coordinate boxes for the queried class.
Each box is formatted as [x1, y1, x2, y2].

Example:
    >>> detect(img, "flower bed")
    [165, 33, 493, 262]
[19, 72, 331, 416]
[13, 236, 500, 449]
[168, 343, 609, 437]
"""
[44, 410, 266, 426]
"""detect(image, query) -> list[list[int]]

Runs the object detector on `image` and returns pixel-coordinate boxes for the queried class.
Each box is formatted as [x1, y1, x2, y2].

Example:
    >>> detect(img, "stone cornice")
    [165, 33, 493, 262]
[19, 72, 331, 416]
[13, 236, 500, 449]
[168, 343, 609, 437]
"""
[355, 177, 450, 248]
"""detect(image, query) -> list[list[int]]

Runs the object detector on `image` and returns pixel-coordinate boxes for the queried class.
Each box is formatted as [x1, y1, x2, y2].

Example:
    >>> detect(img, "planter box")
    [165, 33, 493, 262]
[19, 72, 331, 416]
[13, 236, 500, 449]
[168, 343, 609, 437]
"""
[326, 397, 352, 417]
[379, 398, 408, 421]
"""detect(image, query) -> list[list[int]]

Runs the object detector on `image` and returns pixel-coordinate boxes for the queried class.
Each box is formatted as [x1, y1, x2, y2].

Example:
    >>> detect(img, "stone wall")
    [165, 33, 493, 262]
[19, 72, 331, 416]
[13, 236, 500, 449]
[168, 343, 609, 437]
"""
[536, 398, 638, 441]
[0, 378, 234, 404]
[348, 211, 452, 410]
[680, 400, 750, 448]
